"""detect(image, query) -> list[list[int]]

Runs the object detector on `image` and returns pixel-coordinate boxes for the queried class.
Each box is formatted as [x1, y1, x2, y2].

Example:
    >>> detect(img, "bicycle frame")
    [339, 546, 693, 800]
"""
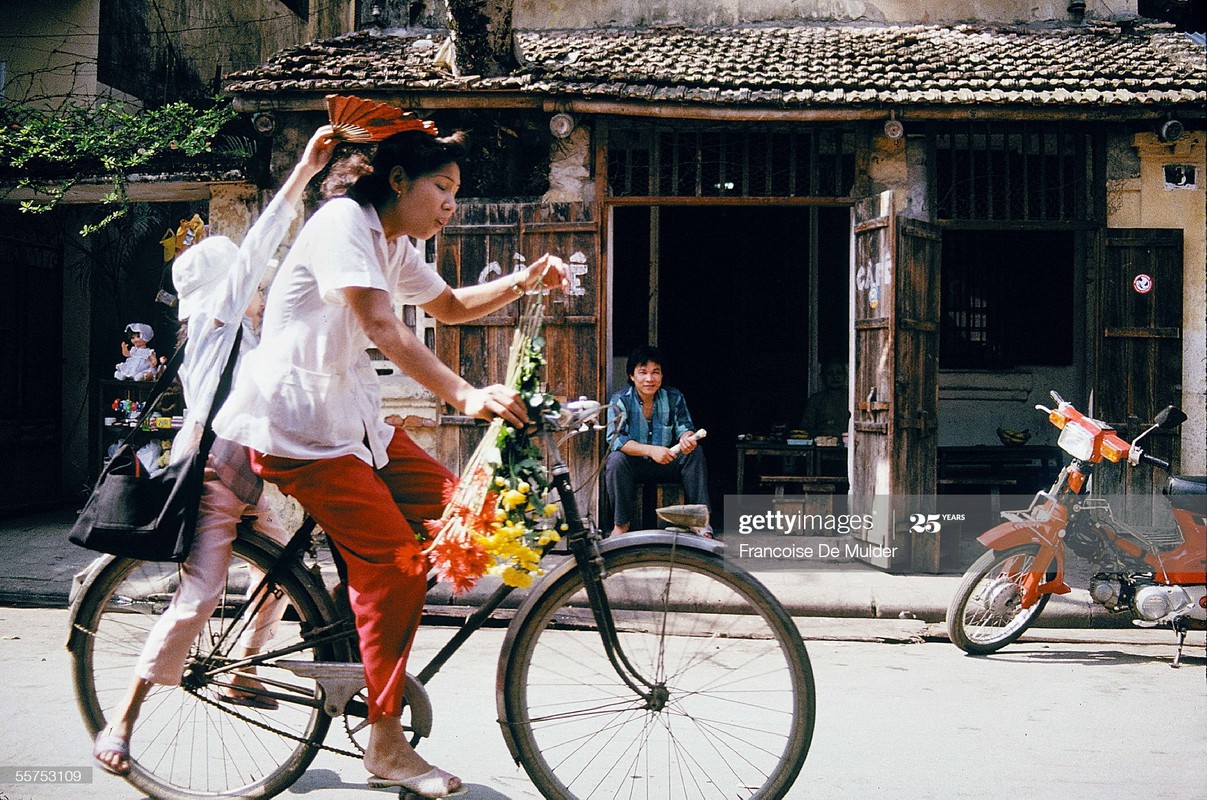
[140, 408, 723, 726]
[420, 422, 722, 692]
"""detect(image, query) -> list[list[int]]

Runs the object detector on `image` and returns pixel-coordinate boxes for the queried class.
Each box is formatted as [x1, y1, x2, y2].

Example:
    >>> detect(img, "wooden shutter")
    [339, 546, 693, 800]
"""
[850, 191, 940, 570]
[1094, 228, 1183, 525]
[435, 201, 602, 492]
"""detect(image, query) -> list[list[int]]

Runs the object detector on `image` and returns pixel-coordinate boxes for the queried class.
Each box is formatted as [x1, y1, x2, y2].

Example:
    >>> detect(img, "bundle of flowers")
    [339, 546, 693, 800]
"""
[424, 295, 563, 593]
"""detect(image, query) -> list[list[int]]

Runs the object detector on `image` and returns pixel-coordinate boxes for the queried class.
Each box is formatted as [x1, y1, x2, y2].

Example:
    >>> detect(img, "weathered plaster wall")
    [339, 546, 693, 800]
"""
[1, 0, 104, 105]
[150, 0, 353, 85]
[1107, 131, 1207, 473]
[513, 0, 1134, 28]
[542, 124, 593, 203]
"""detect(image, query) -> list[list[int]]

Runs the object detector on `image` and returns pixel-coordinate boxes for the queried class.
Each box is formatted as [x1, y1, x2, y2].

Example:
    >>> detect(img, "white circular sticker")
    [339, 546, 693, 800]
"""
[1133, 273, 1153, 294]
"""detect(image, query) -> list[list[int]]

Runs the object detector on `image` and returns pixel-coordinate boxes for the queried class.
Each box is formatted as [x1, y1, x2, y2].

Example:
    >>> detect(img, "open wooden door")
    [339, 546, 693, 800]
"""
[435, 201, 602, 496]
[850, 191, 940, 571]
[1094, 228, 1183, 525]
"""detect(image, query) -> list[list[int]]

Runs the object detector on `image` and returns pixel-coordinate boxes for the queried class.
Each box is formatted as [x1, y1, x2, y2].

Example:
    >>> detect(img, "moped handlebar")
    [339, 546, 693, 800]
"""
[1138, 451, 1172, 471]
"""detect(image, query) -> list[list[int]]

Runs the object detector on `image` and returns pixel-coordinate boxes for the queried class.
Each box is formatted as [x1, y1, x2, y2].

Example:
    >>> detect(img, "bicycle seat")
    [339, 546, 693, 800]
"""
[656, 504, 710, 530]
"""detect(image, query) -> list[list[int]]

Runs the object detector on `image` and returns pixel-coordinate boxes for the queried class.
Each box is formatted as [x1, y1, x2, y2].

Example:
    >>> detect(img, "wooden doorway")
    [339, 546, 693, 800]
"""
[610, 204, 850, 518]
[850, 192, 941, 571]
[1095, 228, 1183, 525]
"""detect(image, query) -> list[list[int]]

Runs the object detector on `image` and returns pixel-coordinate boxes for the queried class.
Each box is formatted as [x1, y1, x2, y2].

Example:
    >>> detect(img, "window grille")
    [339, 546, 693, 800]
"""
[608, 125, 855, 198]
[932, 123, 1089, 221]
[940, 229, 1075, 369]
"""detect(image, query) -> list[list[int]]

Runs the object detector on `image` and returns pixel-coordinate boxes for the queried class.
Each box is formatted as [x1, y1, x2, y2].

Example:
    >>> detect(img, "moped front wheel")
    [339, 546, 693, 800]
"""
[947, 544, 1052, 655]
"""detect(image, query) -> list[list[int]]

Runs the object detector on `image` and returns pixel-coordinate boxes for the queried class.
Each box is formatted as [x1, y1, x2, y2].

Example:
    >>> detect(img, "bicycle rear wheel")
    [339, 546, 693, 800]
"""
[70, 537, 345, 800]
[499, 543, 814, 800]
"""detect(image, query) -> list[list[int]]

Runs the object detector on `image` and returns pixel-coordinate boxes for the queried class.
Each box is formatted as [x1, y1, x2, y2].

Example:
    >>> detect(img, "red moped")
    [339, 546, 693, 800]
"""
[946, 391, 1206, 665]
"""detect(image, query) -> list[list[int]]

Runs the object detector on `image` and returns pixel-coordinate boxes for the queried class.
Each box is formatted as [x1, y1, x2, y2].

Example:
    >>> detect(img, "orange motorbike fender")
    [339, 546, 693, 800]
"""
[976, 519, 1044, 550]
[976, 520, 1071, 603]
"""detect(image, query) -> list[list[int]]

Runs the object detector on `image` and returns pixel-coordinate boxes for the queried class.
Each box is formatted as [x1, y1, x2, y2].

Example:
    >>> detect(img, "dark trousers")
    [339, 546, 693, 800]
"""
[604, 448, 710, 528]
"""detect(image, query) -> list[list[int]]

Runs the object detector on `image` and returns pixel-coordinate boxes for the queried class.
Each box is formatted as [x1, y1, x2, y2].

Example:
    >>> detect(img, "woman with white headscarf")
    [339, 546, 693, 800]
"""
[92, 126, 337, 778]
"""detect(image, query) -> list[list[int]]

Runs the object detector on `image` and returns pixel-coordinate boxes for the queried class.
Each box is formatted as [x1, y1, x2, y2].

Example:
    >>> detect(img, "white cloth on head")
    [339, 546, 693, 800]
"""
[125, 322, 154, 342]
[214, 196, 447, 467]
[173, 237, 240, 321]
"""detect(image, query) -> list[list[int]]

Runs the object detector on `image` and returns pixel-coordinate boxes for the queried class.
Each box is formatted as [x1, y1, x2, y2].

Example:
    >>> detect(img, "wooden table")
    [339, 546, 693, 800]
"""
[937, 445, 1063, 496]
[735, 441, 848, 494]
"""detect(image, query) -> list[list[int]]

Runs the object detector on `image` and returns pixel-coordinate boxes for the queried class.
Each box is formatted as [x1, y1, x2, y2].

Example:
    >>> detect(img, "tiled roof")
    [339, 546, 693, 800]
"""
[225, 21, 1206, 109]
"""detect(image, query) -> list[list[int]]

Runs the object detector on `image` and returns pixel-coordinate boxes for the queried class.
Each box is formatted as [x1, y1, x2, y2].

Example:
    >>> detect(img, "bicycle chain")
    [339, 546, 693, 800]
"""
[181, 683, 364, 759]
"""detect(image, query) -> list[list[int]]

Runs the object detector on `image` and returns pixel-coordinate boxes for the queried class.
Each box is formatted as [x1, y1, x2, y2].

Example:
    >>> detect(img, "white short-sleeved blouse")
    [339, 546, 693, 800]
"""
[214, 197, 447, 466]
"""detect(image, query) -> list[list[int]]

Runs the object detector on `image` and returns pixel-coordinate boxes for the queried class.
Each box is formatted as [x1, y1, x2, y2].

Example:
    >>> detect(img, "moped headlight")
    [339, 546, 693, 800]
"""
[1057, 423, 1095, 461]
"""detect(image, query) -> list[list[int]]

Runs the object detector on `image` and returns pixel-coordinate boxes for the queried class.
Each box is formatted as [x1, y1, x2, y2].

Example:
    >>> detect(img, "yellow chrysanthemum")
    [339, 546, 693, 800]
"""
[498, 566, 534, 588]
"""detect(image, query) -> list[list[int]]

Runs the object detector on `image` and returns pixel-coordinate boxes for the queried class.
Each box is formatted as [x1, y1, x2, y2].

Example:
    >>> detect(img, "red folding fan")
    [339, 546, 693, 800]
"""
[325, 94, 438, 142]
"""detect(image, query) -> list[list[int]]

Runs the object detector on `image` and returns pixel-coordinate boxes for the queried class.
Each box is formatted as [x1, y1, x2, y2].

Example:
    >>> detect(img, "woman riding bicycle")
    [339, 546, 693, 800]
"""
[212, 122, 567, 798]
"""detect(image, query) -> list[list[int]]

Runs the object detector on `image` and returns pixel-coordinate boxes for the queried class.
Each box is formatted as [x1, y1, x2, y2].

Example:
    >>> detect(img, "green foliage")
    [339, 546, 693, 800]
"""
[0, 97, 237, 234]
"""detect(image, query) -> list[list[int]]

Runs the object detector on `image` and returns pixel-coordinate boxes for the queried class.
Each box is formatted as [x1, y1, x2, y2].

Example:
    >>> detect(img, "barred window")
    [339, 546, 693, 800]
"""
[932, 123, 1090, 222]
[608, 125, 855, 198]
[940, 229, 1075, 369]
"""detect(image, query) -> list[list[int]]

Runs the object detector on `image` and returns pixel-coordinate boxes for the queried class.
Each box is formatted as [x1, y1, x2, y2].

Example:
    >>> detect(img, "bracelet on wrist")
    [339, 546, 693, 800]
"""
[510, 275, 526, 296]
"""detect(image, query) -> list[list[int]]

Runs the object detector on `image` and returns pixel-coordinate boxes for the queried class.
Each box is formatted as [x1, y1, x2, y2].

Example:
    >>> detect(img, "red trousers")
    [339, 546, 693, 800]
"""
[251, 428, 454, 723]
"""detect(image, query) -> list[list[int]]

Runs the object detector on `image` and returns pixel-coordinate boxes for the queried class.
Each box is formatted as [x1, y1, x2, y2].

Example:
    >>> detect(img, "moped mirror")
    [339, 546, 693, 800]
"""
[1154, 406, 1187, 430]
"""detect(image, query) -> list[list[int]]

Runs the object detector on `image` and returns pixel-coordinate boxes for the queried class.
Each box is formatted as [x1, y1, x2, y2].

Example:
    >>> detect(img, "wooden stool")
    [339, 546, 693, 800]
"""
[639, 482, 684, 528]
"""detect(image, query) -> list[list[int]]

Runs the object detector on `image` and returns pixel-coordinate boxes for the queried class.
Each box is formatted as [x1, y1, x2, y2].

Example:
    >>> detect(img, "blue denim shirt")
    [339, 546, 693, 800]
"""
[607, 385, 696, 452]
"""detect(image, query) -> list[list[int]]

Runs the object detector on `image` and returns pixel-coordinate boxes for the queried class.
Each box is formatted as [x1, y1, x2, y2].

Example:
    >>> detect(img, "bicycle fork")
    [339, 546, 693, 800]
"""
[551, 465, 669, 710]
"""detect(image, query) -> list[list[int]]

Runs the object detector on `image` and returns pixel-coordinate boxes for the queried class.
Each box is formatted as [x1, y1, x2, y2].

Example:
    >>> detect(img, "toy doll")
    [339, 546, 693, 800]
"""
[114, 323, 158, 381]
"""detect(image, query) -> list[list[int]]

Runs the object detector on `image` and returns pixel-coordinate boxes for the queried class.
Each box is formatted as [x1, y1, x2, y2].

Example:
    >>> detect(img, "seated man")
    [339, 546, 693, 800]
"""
[604, 345, 711, 536]
[800, 357, 851, 438]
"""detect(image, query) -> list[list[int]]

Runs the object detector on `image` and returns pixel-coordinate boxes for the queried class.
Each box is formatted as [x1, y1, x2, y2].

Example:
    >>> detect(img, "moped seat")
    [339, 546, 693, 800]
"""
[1164, 475, 1207, 512]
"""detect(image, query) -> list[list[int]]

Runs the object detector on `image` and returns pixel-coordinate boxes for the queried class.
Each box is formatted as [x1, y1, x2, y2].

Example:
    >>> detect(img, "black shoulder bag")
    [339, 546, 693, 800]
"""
[69, 328, 244, 562]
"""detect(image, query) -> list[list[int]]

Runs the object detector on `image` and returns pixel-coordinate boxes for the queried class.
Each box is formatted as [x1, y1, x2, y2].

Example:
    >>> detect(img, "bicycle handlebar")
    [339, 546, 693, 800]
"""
[543, 397, 613, 432]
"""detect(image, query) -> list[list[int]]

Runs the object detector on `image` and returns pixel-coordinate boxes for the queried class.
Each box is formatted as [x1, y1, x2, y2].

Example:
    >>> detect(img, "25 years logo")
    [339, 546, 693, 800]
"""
[909, 513, 942, 534]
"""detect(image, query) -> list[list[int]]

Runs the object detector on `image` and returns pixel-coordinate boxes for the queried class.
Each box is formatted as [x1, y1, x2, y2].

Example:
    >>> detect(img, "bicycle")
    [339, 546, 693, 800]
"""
[67, 398, 815, 800]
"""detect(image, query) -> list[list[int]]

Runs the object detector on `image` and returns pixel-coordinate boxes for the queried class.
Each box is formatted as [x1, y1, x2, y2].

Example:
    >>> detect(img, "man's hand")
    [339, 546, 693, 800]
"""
[461, 383, 528, 428]
[647, 445, 677, 465]
[677, 431, 699, 455]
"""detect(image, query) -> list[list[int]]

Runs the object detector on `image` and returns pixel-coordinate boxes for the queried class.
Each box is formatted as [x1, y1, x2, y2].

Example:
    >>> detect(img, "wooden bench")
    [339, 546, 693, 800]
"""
[759, 475, 849, 517]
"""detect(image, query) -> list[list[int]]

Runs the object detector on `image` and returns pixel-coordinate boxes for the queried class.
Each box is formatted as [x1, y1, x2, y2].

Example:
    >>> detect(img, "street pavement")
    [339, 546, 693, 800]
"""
[0, 607, 1203, 800]
[0, 507, 1204, 798]
[0, 505, 1150, 629]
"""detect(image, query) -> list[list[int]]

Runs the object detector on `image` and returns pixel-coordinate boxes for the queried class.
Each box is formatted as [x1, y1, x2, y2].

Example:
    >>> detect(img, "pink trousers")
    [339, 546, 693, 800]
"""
[251, 428, 454, 723]
[136, 467, 290, 685]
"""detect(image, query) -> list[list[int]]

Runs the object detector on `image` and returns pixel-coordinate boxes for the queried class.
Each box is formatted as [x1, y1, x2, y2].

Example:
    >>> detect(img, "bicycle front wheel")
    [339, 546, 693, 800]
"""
[70, 537, 343, 800]
[500, 543, 814, 800]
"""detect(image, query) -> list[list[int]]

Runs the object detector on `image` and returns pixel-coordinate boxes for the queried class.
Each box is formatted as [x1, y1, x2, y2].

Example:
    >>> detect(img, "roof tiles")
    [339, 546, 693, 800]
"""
[225, 21, 1206, 108]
